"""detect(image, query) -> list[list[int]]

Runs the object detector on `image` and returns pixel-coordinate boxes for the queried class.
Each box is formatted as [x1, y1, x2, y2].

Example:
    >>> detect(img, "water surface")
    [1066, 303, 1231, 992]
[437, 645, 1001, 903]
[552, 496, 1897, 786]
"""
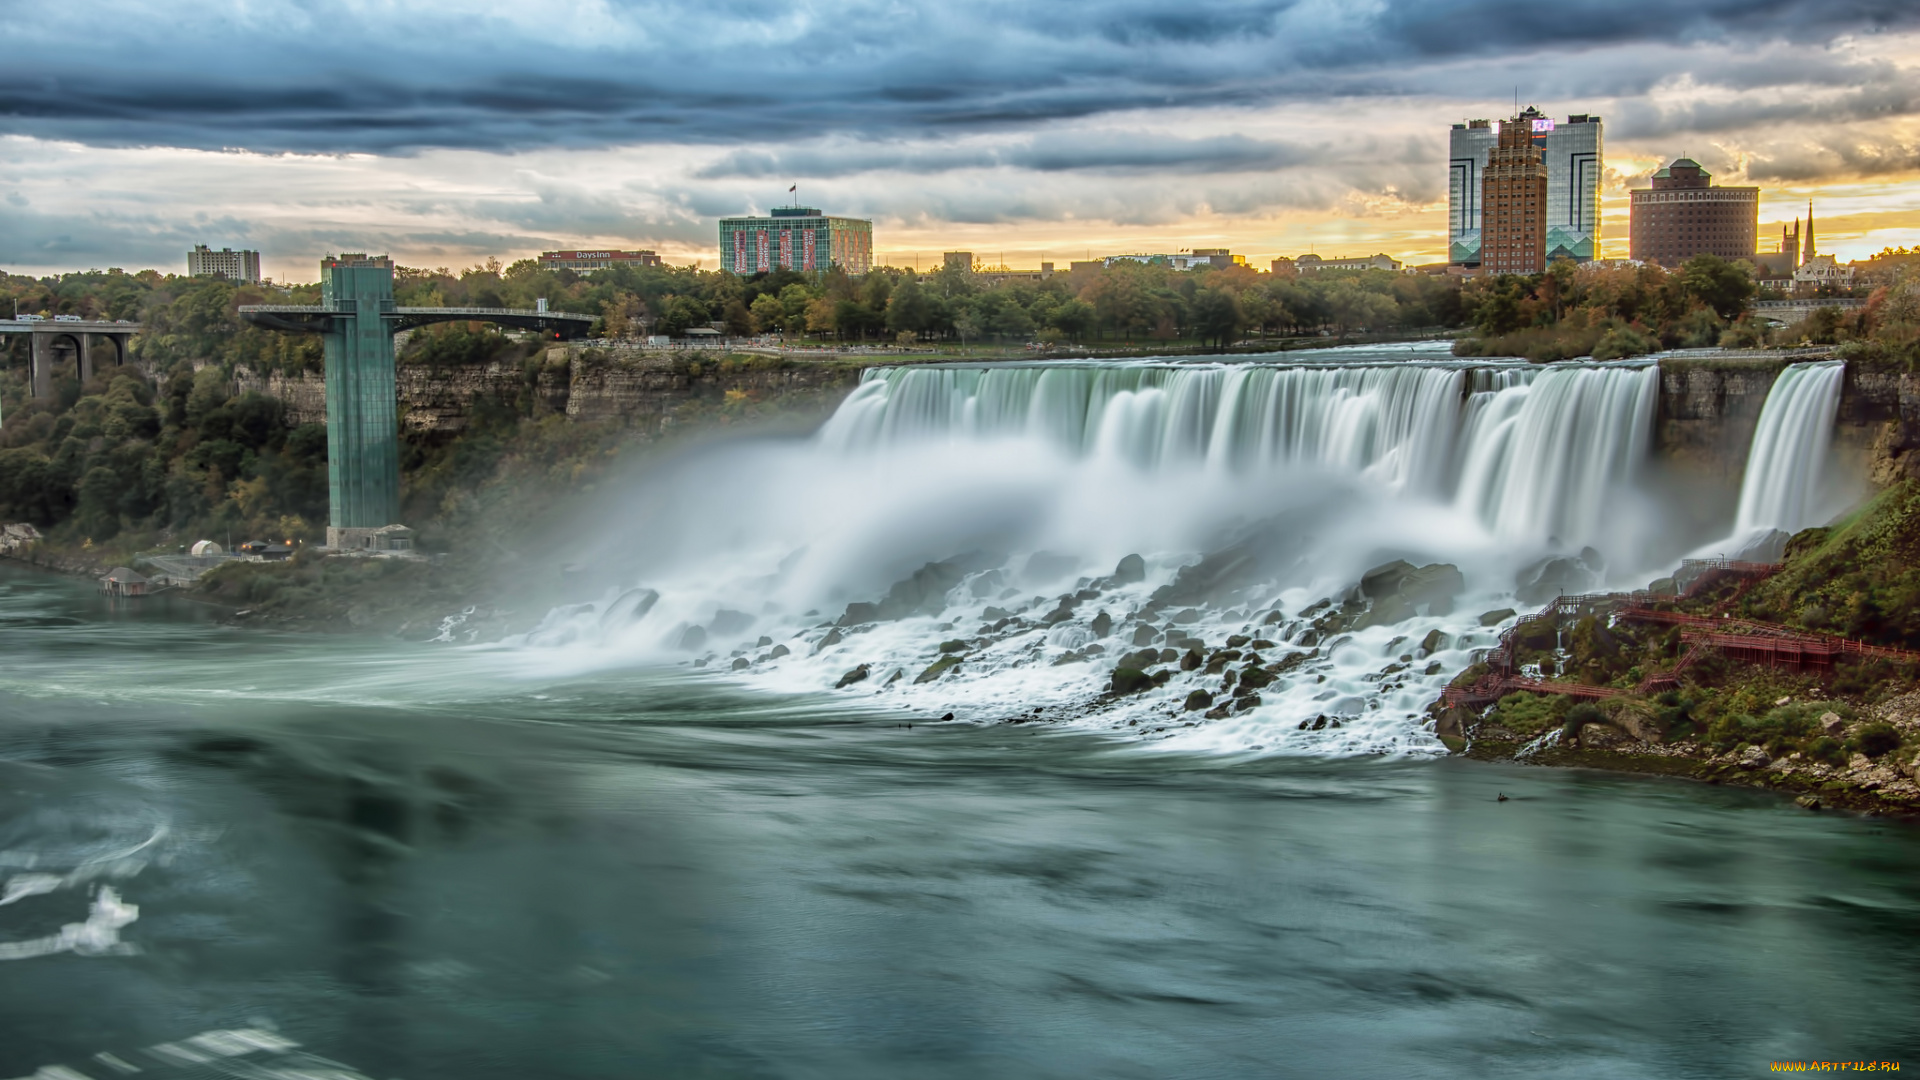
[0, 567, 1915, 1079]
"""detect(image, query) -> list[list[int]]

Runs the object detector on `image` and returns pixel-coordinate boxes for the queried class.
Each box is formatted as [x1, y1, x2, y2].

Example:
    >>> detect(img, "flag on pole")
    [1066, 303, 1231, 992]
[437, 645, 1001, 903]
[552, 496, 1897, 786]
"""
[789, 184, 797, 193]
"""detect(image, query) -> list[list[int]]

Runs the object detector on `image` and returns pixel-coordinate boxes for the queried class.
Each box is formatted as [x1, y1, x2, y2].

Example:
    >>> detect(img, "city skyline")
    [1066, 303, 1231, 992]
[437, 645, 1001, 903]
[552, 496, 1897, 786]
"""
[2, 2, 1918, 279]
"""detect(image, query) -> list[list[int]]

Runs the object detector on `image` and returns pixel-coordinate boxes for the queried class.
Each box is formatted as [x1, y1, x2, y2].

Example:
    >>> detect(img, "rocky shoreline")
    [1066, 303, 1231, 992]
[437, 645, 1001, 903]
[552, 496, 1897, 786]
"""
[1460, 693, 1920, 818]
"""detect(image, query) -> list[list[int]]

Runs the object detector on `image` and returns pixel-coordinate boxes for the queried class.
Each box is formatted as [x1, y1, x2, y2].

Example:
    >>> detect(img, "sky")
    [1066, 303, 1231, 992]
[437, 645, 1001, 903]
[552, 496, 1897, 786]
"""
[2, 0, 1919, 281]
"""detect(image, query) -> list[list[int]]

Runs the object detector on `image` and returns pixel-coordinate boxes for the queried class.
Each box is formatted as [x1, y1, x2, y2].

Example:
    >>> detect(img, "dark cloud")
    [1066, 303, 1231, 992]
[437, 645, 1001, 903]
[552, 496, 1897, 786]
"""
[0, 0, 1912, 155]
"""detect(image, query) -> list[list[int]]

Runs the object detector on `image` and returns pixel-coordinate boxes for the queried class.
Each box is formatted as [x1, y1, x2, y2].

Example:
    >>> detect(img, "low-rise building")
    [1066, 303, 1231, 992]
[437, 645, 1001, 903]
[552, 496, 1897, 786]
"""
[538, 250, 663, 271]
[99, 567, 151, 597]
[1294, 253, 1405, 273]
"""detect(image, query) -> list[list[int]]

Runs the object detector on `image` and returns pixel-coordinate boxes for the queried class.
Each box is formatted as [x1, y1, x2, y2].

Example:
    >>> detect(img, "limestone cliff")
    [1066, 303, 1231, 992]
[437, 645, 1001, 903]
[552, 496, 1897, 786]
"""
[232, 352, 861, 437]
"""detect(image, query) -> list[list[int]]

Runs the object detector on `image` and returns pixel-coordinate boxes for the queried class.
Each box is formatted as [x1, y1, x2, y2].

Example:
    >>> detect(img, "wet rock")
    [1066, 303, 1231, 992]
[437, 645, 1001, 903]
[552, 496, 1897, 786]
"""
[1251, 638, 1276, 649]
[1420, 629, 1452, 655]
[1204, 704, 1232, 720]
[1090, 611, 1113, 638]
[1158, 648, 1179, 664]
[1111, 668, 1154, 695]
[1479, 608, 1517, 627]
[969, 570, 1006, 598]
[1820, 711, 1845, 737]
[1263, 610, 1284, 625]
[1295, 629, 1319, 648]
[770, 643, 791, 659]
[1043, 606, 1076, 625]
[1226, 634, 1252, 648]
[731, 657, 751, 671]
[1239, 665, 1275, 690]
[1233, 694, 1260, 711]
[982, 606, 1011, 621]
[1181, 650, 1203, 672]
[938, 639, 968, 654]
[1738, 745, 1771, 770]
[710, 609, 754, 636]
[1516, 555, 1597, 605]
[1131, 624, 1159, 646]
[676, 625, 709, 651]
[915, 656, 962, 684]
[1184, 689, 1214, 711]
[755, 635, 774, 648]
[884, 668, 904, 685]
[838, 602, 881, 626]
[1424, 662, 1444, 676]
[1112, 553, 1147, 584]
[1170, 608, 1202, 624]
[1795, 795, 1822, 811]
[835, 663, 871, 688]
[815, 628, 844, 651]
[1360, 560, 1418, 599]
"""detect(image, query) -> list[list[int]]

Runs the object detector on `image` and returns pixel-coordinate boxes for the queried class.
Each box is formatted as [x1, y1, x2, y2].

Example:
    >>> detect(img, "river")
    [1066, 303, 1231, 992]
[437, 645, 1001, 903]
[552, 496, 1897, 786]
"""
[2, 565, 1917, 1079]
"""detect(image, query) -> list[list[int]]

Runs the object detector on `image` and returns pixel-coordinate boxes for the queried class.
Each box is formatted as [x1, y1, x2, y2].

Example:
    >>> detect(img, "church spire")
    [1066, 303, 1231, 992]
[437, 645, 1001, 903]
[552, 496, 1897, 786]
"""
[1804, 200, 1817, 260]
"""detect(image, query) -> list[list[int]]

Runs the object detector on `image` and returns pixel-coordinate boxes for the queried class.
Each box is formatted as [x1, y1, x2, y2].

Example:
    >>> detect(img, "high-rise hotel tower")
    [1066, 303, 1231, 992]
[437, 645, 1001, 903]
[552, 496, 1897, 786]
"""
[1450, 107, 1603, 268]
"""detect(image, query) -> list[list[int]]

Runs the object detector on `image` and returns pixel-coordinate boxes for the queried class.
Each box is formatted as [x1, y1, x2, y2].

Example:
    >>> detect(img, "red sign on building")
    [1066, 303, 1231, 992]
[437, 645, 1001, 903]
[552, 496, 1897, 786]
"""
[756, 231, 770, 273]
[732, 231, 746, 273]
[779, 230, 792, 269]
[803, 230, 816, 270]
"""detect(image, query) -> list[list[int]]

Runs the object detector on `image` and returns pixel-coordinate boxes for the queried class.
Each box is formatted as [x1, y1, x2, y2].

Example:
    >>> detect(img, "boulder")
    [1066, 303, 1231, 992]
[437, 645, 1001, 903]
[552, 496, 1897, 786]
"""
[836, 664, 871, 688]
[770, 643, 791, 659]
[1132, 624, 1159, 646]
[812, 628, 844, 653]
[915, 656, 962, 684]
[1110, 668, 1154, 695]
[1226, 634, 1251, 648]
[838, 602, 881, 626]
[1516, 555, 1596, 605]
[1184, 689, 1214, 711]
[1180, 650, 1202, 672]
[1360, 560, 1417, 599]
[676, 625, 708, 651]
[969, 569, 1006, 598]
[710, 609, 754, 636]
[1090, 611, 1113, 638]
[1479, 608, 1517, 627]
[1819, 711, 1845, 737]
[1112, 553, 1147, 584]
[1420, 629, 1452, 655]
[1738, 745, 1771, 770]
[938, 639, 968, 654]
[731, 657, 750, 671]
[1238, 665, 1275, 690]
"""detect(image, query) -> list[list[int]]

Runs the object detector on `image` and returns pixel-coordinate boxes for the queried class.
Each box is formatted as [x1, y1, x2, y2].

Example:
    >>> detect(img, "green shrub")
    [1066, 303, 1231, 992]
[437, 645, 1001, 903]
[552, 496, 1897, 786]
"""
[1807, 736, 1848, 766]
[1487, 691, 1564, 736]
[1855, 723, 1903, 759]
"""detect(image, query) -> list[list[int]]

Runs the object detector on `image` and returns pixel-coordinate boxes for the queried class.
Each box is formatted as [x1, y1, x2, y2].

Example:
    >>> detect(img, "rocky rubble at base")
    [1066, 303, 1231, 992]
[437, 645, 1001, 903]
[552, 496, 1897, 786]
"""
[1457, 691, 1920, 817]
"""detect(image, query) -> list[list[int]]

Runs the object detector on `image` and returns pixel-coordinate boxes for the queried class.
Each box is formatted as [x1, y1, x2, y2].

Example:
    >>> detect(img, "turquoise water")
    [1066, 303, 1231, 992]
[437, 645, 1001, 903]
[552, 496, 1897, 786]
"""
[0, 565, 1916, 1078]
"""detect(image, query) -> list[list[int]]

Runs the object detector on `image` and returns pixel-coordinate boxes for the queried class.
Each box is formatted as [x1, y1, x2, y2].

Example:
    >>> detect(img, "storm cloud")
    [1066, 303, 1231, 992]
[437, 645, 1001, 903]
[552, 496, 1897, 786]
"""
[1, 0, 1916, 154]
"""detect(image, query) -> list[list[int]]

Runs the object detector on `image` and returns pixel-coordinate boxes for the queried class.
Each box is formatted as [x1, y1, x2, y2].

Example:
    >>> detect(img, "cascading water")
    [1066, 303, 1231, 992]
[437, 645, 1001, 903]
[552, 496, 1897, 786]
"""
[1690, 360, 1848, 561]
[1735, 362, 1847, 535]
[497, 344, 1716, 755]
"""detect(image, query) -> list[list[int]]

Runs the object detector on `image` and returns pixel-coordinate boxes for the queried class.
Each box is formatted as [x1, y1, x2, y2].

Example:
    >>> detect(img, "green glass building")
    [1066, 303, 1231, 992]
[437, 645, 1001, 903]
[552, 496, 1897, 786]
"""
[319, 255, 401, 533]
[718, 208, 873, 275]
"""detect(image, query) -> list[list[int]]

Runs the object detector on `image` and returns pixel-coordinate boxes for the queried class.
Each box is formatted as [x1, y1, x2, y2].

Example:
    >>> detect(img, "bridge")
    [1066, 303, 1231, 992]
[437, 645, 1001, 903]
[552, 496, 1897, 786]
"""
[0, 319, 140, 398]
[238, 255, 597, 549]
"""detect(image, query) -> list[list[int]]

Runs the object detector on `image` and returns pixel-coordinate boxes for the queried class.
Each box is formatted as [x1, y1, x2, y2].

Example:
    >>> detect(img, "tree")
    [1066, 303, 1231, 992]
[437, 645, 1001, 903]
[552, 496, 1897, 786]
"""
[749, 293, 786, 335]
[1192, 288, 1244, 349]
[1678, 253, 1756, 321]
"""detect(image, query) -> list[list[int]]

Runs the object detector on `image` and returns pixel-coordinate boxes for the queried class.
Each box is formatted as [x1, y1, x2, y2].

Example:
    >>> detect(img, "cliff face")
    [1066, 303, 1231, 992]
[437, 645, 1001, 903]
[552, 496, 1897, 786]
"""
[1655, 361, 1782, 487]
[232, 353, 862, 437]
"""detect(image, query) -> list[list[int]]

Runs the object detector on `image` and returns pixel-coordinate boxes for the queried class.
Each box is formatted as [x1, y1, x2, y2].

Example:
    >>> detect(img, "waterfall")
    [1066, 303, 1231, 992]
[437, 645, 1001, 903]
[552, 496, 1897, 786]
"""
[504, 346, 1790, 758]
[819, 359, 1659, 541]
[1733, 362, 1846, 536]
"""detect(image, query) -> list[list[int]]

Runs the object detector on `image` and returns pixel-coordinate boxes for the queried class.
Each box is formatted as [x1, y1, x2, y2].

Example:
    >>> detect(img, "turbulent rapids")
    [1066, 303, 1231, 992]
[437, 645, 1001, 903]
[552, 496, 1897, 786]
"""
[505, 345, 1850, 755]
